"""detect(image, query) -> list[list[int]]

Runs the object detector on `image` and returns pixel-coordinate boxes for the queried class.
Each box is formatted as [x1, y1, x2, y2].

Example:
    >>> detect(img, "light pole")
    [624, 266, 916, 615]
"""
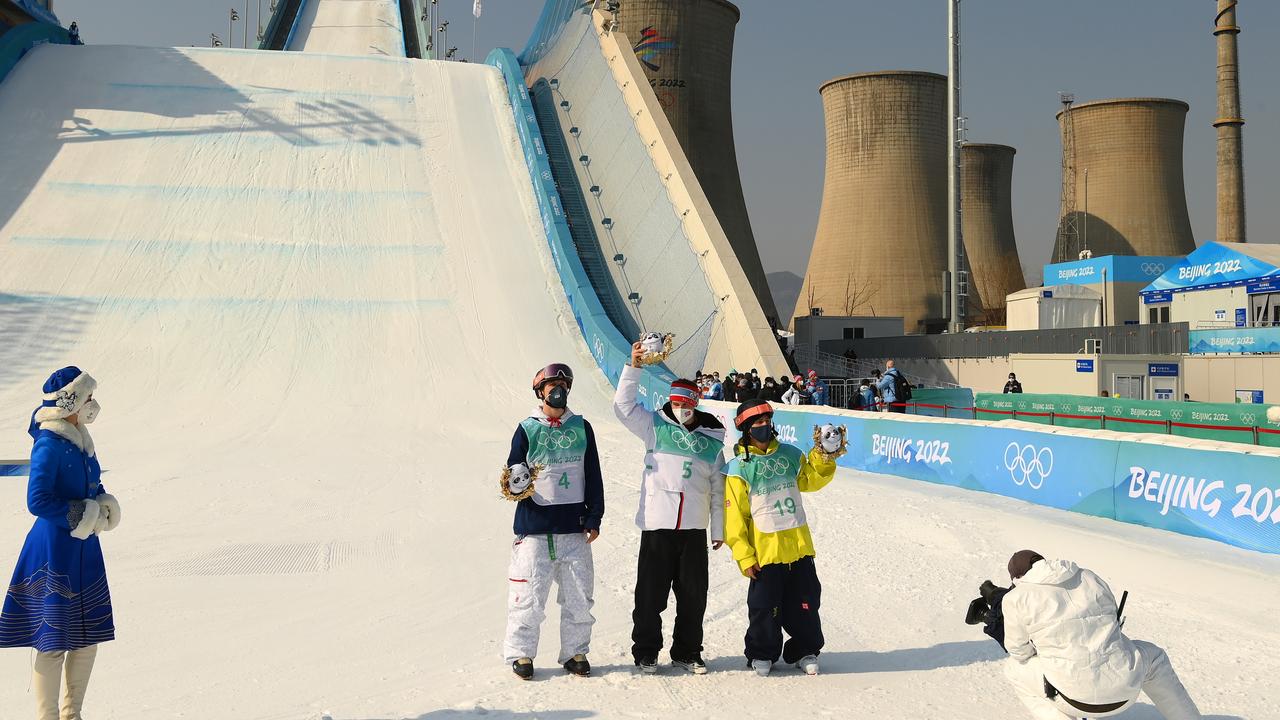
[244, 0, 250, 49]
[229, 8, 238, 48]
[946, 0, 964, 333]
[439, 20, 449, 60]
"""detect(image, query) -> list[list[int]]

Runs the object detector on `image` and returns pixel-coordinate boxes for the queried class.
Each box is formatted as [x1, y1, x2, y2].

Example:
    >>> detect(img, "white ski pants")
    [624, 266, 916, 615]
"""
[32, 644, 98, 720]
[1004, 640, 1201, 719]
[503, 533, 595, 665]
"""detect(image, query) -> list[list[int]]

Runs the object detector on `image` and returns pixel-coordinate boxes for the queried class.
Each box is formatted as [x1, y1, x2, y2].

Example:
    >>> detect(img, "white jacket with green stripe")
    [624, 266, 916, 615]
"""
[614, 365, 727, 540]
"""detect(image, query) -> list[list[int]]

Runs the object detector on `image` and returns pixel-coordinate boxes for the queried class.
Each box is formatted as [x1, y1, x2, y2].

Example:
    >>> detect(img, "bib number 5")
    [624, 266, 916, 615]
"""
[682, 461, 692, 479]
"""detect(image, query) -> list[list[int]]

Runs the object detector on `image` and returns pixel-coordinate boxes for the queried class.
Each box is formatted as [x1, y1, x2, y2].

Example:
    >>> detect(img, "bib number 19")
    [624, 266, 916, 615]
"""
[773, 497, 796, 516]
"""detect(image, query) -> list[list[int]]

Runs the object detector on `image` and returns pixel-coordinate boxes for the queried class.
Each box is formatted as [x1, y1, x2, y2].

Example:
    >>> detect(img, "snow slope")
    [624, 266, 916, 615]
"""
[0, 42, 1276, 720]
[288, 0, 405, 56]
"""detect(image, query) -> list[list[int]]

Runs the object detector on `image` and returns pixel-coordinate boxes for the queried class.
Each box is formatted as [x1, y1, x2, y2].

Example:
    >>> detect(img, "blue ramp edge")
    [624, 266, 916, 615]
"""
[486, 47, 675, 410]
[0, 21, 73, 86]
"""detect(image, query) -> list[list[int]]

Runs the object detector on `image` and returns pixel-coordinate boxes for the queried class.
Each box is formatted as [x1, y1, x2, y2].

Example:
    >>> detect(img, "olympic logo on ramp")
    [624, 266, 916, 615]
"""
[670, 429, 711, 454]
[1003, 442, 1053, 489]
[1141, 263, 1166, 275]
[538, 429, 578, 450]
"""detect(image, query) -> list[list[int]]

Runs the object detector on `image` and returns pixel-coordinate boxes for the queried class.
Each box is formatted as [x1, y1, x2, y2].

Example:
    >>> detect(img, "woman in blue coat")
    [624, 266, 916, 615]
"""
[0, 367, 119, 720]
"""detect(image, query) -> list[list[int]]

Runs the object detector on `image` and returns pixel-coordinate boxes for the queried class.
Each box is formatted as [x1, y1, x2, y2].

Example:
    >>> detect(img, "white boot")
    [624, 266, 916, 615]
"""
[32, 651, 64, 720]
[60, 645, 98, 720]
[750, 659, 772, 677]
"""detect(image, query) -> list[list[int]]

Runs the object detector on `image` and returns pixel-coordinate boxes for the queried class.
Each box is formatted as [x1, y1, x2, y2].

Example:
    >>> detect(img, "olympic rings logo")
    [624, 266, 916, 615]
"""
[538, 429, 578, 450]
[1003, 442, 1053, 489]
[754, 457, 793, 480]
[670, 429, 711, 454]
[1141, 263, 1166, 276]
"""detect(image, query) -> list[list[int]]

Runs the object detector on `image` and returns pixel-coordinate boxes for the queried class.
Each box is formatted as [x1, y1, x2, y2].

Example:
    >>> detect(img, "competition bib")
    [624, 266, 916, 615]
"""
[522, 415, 588, 506]
[648, 420, 725, 494]
[727, 444, 807, 533]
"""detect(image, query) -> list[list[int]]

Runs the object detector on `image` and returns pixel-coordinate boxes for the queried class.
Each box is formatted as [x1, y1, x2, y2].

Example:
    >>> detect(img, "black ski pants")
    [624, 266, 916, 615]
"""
[744, 555, 823, 664]
[631, 529, 708, 663]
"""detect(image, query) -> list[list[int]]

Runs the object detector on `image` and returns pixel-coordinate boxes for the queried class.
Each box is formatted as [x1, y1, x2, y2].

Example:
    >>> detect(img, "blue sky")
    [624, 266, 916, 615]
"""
[52, 0, 1279, 283]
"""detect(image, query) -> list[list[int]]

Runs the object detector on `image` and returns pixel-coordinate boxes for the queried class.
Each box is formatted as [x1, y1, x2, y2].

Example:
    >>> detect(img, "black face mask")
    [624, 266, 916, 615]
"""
[545, 385, 569, 409]
[748, 424, 776, 444]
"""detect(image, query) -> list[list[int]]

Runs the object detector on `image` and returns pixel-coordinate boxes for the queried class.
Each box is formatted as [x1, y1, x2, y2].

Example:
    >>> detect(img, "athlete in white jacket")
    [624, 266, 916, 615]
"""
[1001, 551, 1201, 719]
[615, 344, 727, 674]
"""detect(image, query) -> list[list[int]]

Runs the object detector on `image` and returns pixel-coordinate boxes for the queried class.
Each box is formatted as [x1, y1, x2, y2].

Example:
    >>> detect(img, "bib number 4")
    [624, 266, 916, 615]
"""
[558, 473, 571, 490]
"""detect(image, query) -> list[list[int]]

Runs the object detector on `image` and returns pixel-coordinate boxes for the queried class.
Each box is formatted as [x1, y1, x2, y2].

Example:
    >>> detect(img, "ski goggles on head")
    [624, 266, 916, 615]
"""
[734, 401, 774, 431]
[533, 363, 574, 391]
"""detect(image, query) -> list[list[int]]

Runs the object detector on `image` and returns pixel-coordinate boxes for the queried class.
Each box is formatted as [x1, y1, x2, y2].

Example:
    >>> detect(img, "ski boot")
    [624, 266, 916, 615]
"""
[750, 659, 772, 677]
[512, 657, 534, 681]
[794, 655, 819, 675]
[636, 656, 658, 675]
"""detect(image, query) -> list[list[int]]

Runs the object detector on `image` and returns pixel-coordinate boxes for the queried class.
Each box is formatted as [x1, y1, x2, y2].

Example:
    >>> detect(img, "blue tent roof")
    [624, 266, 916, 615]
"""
[1141, 242, 1280, 295]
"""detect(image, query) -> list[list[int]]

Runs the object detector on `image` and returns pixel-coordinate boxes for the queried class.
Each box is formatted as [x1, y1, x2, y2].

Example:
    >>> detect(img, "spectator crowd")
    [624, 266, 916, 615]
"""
[692, 361, 913, 413]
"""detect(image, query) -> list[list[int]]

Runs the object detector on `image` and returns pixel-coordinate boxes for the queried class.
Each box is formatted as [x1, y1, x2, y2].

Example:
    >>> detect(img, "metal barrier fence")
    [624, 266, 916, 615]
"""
[819, 322, 1190, 359]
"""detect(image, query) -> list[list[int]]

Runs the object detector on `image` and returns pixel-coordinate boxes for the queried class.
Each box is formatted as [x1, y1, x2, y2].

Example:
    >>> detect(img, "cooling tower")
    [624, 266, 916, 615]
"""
[797, 71, 948, 333]
[962, 143, 1024, 315]
[1053, 98, 1195, 261]
[614, 0, 778, 324]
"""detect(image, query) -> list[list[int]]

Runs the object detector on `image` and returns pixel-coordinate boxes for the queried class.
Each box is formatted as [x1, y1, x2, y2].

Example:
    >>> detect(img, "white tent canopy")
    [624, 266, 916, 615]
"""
[1006, 284, 1102, 330]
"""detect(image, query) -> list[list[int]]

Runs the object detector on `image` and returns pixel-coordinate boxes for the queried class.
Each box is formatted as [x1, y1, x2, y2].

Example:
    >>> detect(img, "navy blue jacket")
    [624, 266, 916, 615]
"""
[506, 416, 605, 536]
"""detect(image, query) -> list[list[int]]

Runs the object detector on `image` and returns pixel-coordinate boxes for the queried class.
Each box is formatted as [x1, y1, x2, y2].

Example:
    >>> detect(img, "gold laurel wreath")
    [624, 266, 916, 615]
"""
[499, 463, 544, 501]
[636, 333, 675, 367]
[812, 424, 849, 461]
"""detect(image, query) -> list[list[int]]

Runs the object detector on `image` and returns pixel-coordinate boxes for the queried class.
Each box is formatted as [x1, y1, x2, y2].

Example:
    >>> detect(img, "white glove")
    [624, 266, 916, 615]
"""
[507, 463, 533, 495]
[92, 505, 111, 535]
[69, 499, 101, 540]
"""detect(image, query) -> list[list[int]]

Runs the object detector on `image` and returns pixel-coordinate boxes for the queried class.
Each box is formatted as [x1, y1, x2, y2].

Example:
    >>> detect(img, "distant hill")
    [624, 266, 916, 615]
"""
[767, 271, 804, 322]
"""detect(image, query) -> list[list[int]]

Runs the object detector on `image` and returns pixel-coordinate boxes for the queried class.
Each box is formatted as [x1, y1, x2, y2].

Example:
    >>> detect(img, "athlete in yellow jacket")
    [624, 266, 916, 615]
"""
[723, 398, 839, 676]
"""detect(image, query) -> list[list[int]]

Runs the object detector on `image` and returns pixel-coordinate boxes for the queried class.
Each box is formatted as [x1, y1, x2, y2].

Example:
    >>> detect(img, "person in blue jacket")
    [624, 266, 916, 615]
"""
[1, 367, 120, 720]
[500, 363, 604, 681]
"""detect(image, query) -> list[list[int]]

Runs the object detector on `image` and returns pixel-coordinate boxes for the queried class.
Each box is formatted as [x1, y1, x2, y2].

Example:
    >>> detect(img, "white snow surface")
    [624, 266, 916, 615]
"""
[0, 44, 1277, 720]
[288, 0, 405, 57]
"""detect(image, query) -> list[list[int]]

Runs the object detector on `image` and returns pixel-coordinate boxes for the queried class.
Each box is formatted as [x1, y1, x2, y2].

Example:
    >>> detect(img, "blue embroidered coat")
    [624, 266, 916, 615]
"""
[0, 425, 114, 651]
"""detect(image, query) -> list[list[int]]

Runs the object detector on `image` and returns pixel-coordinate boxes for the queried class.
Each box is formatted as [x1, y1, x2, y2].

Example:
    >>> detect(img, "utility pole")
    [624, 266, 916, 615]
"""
[947, 0, 965, 332]
[1057, 92, 1079, 262]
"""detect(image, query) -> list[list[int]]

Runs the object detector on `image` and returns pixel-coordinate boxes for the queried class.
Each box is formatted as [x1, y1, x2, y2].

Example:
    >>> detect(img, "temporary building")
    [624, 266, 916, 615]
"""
[1006, 284, 1102, 331]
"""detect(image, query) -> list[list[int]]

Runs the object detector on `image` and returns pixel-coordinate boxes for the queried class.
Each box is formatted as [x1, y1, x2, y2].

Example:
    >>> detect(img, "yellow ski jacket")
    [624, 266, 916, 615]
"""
[723, 439, 837, 576]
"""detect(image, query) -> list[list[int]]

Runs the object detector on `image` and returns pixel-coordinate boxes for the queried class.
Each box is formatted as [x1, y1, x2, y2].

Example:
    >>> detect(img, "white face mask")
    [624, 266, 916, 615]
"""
[673, 406, 695, 425]
[80, 399, 101, 424]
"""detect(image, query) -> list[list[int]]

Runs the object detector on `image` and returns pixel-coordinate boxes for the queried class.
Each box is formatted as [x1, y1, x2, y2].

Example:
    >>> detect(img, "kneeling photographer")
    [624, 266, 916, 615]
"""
[966, 551, 1201, 719]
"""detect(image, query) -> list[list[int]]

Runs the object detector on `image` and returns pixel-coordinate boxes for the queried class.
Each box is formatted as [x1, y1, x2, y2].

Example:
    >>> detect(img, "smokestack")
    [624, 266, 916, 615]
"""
[1214, 0, 1245, 242]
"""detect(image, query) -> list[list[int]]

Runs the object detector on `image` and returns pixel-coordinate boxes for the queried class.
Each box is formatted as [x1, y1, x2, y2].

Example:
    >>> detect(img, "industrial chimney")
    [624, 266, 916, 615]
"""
[798, 71, 949, 333]
[614, 0, 778, 324]
[1052, 98, 1196, 261]
[1215, 0, 1245, 242]
[962, 144, 1024, 318]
